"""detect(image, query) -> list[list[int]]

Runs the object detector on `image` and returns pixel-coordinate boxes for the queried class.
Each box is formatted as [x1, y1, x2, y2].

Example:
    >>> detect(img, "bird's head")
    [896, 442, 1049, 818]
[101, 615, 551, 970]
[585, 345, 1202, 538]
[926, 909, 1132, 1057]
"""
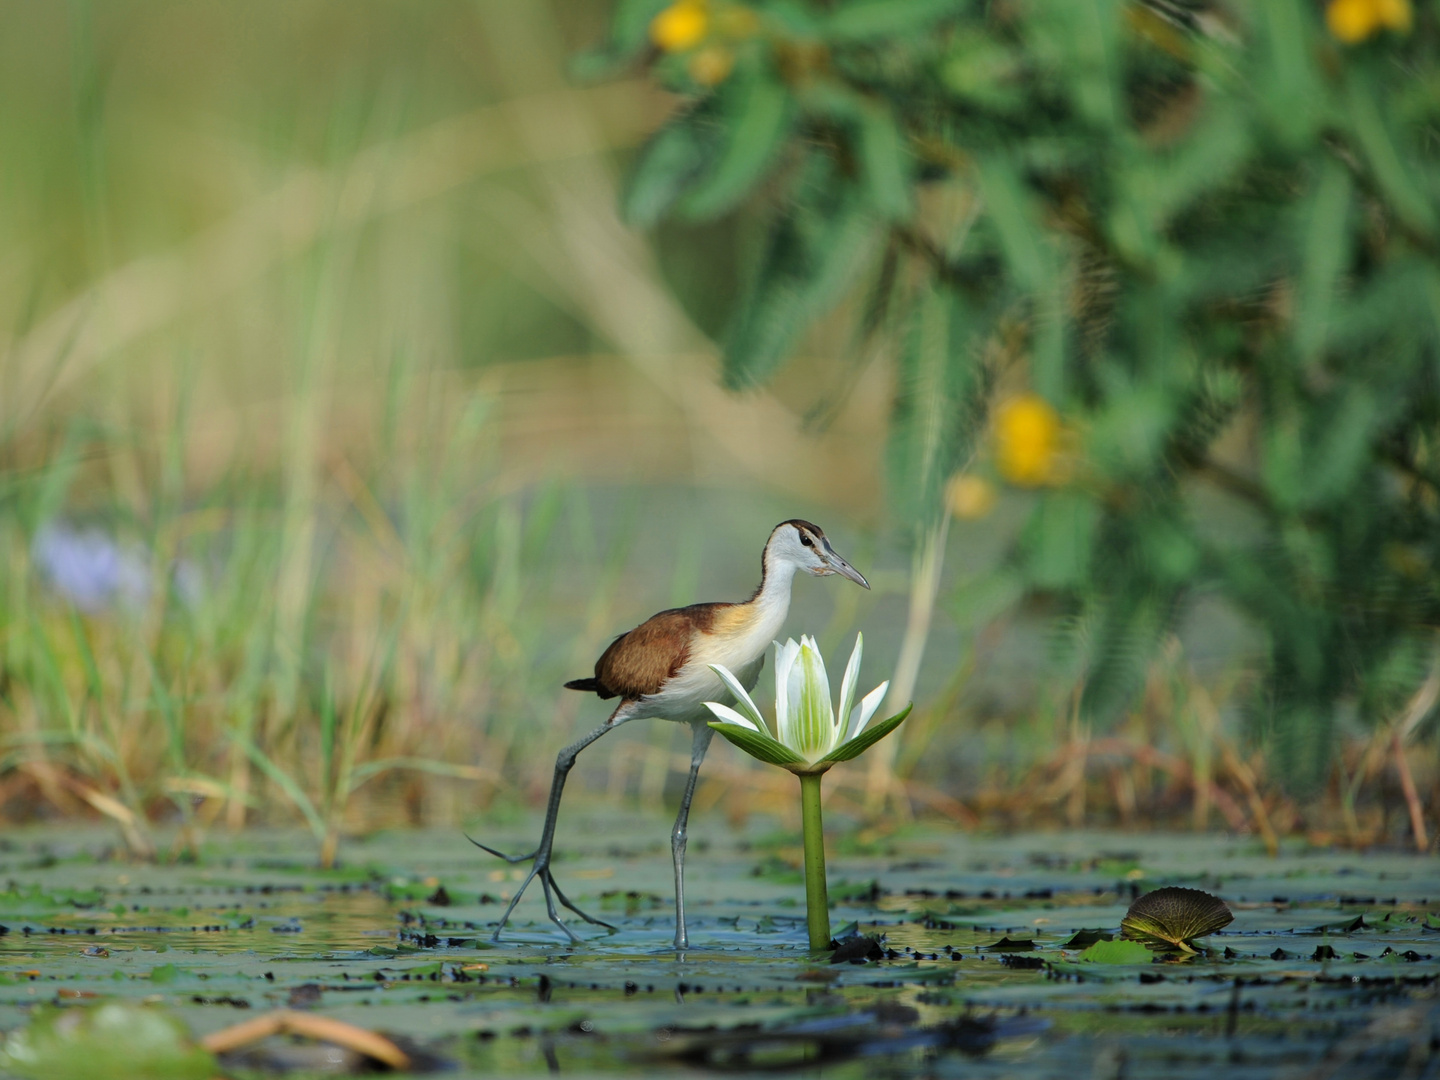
[768, 520, 870, 589]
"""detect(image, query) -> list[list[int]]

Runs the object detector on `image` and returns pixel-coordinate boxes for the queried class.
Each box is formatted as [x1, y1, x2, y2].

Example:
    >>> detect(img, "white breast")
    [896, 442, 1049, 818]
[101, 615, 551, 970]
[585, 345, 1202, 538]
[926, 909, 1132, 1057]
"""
[627, 585, 791, 724]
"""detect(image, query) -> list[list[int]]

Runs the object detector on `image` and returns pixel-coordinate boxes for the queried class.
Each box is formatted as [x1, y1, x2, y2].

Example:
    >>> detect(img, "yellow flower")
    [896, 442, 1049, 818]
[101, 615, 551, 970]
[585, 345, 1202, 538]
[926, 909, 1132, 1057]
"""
[947, 474, 997, 519]
[1374, 0, 1412, 31]
[651, 0, 709, 52]
[1326, 0, 1410, 42]
[995, 394, 1064, 487]
[1327, 0, 1378, 42]
[688, 44, 735, 85]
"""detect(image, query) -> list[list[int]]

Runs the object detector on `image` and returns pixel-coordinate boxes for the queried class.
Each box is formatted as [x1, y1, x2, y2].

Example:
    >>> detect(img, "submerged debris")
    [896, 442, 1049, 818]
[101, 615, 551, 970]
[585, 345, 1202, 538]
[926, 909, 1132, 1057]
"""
[647, 1011, 1024, 1069]
[829, 931, 885, 964]
[1122, 886, 1233, 952]
[1063, 928, 1114, 949]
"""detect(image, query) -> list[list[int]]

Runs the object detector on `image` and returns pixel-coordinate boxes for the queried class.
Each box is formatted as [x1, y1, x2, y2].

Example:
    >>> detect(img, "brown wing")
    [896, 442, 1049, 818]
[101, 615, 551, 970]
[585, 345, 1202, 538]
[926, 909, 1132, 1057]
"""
[588, 602, 732, 701]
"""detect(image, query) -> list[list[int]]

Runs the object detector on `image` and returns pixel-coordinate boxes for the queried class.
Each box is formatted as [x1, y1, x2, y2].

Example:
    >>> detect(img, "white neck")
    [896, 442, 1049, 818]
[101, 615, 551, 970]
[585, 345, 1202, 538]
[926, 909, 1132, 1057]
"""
[749, 549, 799, 639]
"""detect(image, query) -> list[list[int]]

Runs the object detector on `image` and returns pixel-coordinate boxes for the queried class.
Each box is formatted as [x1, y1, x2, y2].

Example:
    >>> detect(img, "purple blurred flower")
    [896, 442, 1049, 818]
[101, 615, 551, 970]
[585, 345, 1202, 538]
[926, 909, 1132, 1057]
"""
[32, 524, 152, 612]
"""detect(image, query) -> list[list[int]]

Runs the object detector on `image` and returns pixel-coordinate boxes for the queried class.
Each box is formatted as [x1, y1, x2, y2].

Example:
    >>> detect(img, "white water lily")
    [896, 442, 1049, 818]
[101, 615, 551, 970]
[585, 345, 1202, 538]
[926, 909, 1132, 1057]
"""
[704, 633, 900, 773]
[705, 631, 912, 950]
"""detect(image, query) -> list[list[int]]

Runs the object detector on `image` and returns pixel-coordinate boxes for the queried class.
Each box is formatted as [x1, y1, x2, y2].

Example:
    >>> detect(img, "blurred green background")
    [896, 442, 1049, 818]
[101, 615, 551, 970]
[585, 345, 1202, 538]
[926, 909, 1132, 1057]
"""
[1, 0, 1436, 862]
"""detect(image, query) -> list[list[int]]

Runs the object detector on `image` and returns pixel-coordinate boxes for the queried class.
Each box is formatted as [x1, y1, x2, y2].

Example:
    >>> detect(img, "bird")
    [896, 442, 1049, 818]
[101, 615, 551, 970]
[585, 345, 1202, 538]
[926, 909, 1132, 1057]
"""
[472, 519, 870, 949]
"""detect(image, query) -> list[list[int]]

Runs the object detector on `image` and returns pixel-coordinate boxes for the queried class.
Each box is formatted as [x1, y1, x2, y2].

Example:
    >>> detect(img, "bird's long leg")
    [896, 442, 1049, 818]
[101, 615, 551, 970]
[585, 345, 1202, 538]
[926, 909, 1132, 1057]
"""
[469, 721, 616, 942]
[671, 720, 715, 950]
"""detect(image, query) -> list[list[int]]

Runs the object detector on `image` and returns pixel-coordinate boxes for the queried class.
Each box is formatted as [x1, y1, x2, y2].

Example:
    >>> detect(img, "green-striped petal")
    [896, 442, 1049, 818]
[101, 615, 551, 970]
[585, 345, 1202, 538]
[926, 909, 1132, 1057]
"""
[794, 637, 834, 761]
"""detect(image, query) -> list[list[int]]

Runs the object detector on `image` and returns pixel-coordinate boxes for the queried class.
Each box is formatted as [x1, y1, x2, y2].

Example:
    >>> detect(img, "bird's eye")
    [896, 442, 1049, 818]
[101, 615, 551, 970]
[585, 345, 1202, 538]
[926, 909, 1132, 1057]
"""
[800, 534, 814, 548]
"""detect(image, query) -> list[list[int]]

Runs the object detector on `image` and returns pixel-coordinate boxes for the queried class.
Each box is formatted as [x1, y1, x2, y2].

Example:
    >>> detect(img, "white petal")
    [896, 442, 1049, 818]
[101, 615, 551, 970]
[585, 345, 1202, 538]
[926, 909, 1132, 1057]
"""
[703, 701, 759, 731]
[707, 664, 766, 729]
[836, 632, 863, 744]
[773, 638, 801, 745]
[847, 681, 890, 741]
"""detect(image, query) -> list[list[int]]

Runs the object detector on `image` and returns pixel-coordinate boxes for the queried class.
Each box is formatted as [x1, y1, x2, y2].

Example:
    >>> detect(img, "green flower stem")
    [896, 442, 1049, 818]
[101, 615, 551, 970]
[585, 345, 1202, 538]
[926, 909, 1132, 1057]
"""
[798, 771, 830, 951]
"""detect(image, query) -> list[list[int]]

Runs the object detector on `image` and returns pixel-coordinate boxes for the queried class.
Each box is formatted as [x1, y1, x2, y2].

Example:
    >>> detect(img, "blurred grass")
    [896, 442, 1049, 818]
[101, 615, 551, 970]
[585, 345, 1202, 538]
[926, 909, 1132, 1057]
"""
[0, 0, 1430, 860]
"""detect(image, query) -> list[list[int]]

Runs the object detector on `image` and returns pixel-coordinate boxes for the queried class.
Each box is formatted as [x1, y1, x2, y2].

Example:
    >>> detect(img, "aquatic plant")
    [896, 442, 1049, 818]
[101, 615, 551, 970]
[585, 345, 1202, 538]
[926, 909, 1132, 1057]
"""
[1121, 886, 1234, 953]
[706, 633, 911, 949]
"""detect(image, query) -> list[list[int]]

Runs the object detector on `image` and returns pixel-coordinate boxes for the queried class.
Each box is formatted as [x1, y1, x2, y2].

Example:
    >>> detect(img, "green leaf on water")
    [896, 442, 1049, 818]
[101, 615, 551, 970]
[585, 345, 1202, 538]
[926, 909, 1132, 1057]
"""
[982, 936, 1036, 952]
[1121, 886, 1233, 952]
[1079, 939, 1152, 964]
[0, 1003, 215, 1080]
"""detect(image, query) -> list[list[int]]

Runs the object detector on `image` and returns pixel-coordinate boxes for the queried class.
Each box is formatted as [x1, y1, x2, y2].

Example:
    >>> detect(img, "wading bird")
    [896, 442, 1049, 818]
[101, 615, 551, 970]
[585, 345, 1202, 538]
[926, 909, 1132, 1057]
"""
[474, 520, 870, 948]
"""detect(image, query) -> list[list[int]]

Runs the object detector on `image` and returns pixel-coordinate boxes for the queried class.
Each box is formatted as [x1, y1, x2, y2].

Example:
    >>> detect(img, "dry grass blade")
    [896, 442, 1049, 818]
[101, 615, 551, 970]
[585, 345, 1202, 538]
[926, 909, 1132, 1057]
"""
[1121, 886, 1233, 952]
[201, 1009, 409, 1070]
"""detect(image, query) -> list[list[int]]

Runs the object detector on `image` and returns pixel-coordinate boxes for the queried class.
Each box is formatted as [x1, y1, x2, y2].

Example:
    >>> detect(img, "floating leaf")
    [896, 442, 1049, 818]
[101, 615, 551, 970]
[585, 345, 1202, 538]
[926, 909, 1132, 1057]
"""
[1079, 939, 1152, 964]
[0, 1003, 216, 1080]
[1063, 928, 1114, 949]
[1121, 887, 1233, 952]
[981, 936, 1036, 952]
[1311, 915, 1367, 935]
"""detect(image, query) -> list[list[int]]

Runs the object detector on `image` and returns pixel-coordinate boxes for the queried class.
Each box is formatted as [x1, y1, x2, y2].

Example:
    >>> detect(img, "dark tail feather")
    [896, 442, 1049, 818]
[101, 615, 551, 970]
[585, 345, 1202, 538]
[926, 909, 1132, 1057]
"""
[564, 677, 602, 693]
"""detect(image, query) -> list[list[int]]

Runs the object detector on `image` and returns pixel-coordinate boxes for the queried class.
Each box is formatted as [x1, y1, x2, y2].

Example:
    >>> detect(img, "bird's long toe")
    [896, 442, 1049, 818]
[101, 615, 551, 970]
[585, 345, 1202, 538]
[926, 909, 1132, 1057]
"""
[548, 873, 617, 931]
[537, 874, 584, 945]
[465, 834, 541, 865]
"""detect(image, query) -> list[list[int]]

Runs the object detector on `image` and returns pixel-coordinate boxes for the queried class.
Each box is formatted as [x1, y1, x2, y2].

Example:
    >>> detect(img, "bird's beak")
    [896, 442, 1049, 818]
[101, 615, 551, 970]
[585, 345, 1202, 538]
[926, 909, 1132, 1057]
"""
[820, 541, 870, 590]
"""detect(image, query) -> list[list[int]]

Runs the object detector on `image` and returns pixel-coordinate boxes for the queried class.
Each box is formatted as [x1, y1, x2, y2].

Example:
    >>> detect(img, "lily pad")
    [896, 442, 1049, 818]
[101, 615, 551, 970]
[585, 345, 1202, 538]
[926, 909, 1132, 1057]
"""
[1121, 886, 1233, 952]
[981, 936, 1036, 952]
[0, 1002, 216, 1080]
[1079, 939, 1153, 964]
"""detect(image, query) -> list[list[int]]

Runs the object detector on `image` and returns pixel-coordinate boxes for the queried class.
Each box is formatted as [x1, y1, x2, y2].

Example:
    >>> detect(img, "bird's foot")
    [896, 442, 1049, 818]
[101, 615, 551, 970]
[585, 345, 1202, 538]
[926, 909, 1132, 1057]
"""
[467, 835, 616, 942]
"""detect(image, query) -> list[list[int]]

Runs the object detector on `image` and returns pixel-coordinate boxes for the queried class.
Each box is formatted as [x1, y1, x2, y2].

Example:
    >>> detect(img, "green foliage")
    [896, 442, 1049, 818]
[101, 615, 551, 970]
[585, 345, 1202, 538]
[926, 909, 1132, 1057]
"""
[817, 705, 914, 765]
[708, 720, 806, 766]
[615, 0, 1440, 793]
[1079, 938, 1153, 964]
[0, 1003, 215, 1080]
